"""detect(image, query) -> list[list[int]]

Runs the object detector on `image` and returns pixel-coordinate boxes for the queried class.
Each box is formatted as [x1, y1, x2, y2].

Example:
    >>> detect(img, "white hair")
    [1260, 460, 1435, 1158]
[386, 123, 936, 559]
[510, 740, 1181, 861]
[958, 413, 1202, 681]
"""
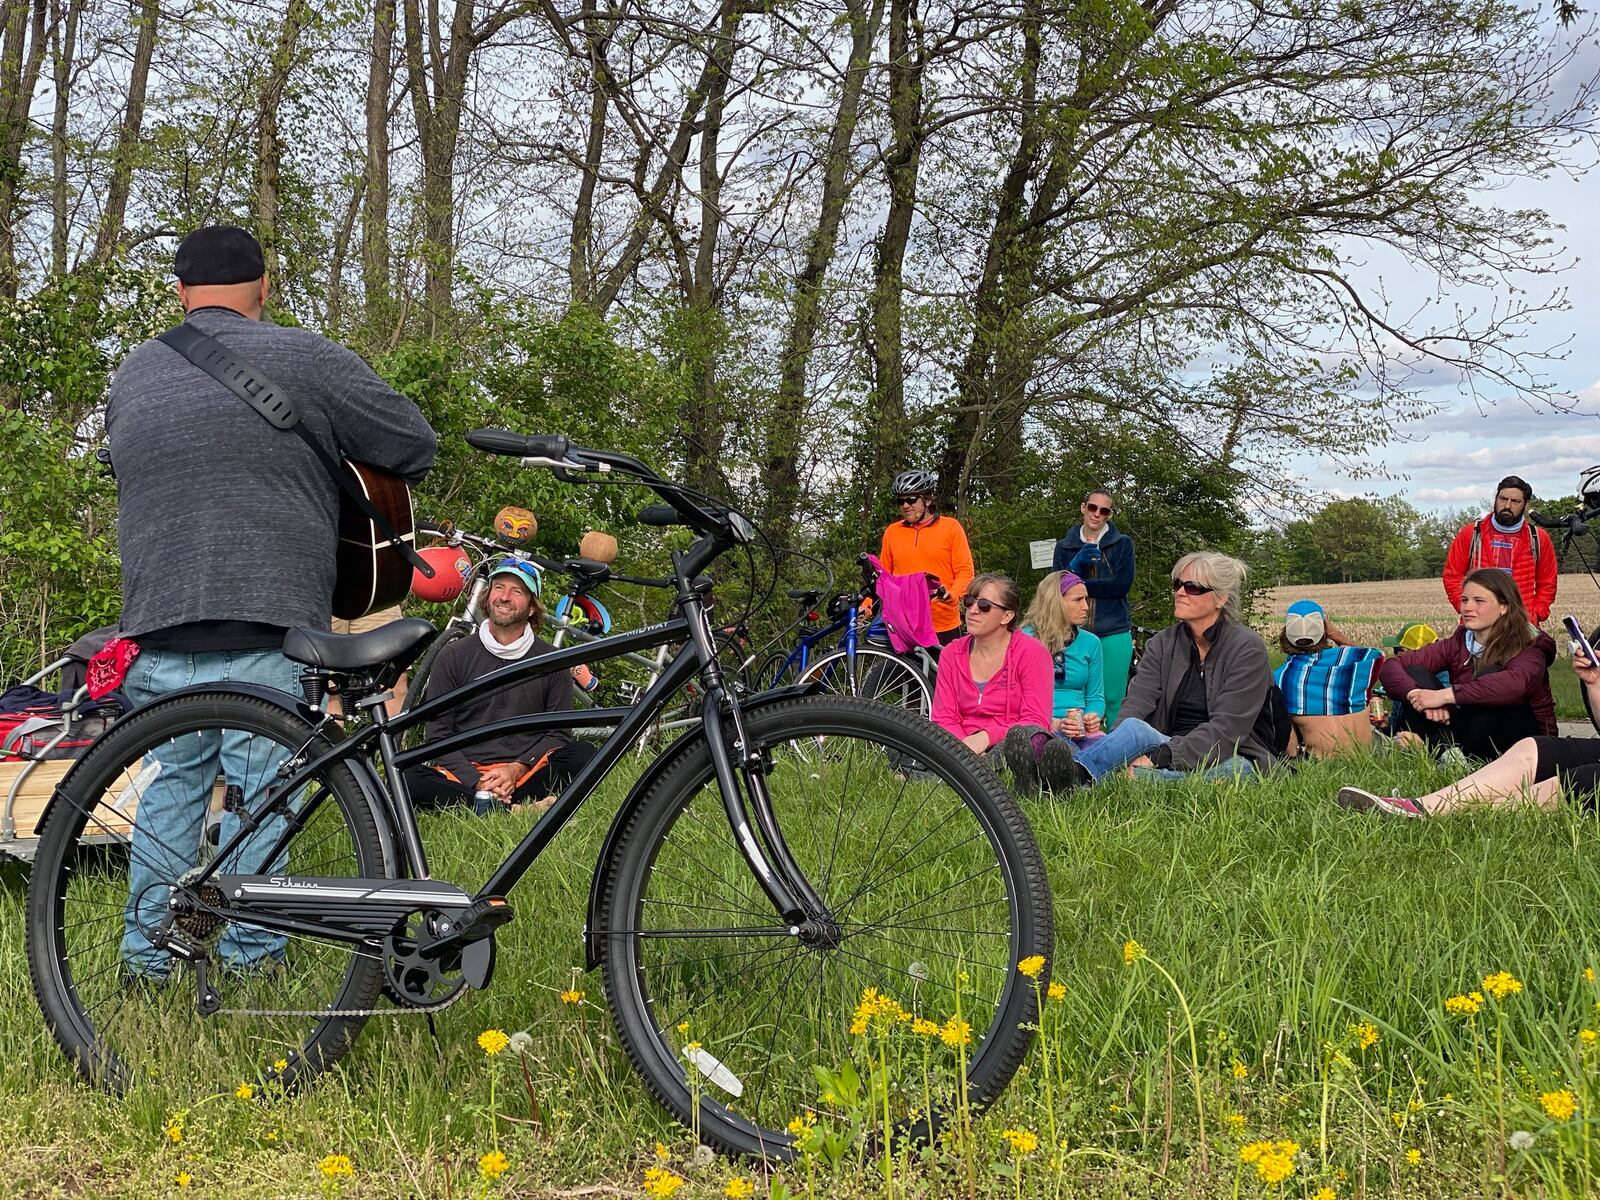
[1171, 551, 1247, 617]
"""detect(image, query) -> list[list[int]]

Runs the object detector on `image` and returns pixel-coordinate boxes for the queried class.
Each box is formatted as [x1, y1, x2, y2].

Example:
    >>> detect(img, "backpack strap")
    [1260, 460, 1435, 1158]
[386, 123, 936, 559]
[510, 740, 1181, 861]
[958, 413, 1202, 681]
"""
[1469, 515, 1542, 573]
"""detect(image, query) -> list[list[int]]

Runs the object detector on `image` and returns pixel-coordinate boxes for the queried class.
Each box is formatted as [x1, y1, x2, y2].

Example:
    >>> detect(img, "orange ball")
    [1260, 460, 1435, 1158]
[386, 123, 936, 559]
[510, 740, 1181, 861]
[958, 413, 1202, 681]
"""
[579, 530, 618, 564]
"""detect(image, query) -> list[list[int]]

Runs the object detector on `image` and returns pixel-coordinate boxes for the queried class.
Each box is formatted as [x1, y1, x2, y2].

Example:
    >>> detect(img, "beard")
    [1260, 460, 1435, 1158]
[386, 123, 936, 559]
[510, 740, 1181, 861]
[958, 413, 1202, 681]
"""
[1495, 507, 1519, 525]
[489, 601, 530, 631]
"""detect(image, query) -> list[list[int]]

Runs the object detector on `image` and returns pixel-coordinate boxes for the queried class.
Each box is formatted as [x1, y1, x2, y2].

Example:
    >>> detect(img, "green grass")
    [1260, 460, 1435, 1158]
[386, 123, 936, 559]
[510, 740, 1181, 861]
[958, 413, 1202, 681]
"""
[7, 747, 1600, 1196]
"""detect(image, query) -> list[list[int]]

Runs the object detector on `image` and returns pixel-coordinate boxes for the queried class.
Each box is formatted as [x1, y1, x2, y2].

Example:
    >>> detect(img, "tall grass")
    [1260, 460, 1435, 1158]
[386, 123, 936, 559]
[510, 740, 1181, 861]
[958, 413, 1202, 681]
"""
[6, 744, 1600, 1196]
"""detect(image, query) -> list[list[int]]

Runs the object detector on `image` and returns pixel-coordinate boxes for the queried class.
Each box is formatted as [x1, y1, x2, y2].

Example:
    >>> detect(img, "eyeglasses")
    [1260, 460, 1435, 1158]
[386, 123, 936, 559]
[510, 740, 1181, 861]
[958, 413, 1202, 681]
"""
[961, 596, 1008, 614]
[895, 495, 922, 506]
[1083, 503, 1113, 516]
[1172, 579, 1217, 596]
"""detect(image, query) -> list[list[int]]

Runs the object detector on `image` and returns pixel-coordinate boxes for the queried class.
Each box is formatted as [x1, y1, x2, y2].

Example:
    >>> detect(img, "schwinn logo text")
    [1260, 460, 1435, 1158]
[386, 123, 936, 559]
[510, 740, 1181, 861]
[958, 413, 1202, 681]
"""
[268, 877, 323, 889]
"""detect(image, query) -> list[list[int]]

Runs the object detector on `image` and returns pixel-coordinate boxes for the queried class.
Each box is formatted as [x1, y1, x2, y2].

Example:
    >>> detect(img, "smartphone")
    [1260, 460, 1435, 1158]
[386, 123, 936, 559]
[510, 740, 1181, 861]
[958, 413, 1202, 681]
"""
[1564, 614, 1597, 666]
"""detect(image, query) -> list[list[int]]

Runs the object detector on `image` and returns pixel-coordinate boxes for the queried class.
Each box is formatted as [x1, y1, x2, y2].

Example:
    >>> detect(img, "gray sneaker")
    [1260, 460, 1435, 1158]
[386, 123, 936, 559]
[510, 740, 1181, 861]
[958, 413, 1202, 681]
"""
[1002, 725, 1043, 793]
[1039, 738, 1084, 793]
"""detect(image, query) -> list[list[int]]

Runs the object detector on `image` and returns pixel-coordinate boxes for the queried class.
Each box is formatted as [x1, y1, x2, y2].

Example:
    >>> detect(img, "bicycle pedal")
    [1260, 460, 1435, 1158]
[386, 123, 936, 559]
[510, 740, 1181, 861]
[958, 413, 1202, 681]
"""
[437, 896, 515, 943]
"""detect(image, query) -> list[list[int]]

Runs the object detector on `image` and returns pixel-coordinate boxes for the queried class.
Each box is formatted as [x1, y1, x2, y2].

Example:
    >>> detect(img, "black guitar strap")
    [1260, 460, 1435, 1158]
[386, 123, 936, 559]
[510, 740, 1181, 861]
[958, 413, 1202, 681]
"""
[157, 323, 432, 576]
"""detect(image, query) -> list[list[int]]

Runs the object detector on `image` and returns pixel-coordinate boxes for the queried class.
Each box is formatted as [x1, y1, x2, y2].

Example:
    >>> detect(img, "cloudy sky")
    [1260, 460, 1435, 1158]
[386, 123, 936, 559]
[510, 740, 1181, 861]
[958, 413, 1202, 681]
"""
[1296, 26, 1600, 515]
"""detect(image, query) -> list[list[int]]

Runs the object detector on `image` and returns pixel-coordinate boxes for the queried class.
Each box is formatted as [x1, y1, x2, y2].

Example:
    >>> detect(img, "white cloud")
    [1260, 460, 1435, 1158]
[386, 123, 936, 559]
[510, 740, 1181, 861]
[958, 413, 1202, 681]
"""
[1413, 486, 1489, 503]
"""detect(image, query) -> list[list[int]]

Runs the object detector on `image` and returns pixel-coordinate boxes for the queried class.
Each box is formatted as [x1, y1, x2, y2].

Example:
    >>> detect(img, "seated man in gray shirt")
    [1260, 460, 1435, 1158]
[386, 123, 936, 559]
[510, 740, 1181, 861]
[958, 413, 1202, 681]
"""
[108, 224, 437, 978]
[403, 559, 598, 815]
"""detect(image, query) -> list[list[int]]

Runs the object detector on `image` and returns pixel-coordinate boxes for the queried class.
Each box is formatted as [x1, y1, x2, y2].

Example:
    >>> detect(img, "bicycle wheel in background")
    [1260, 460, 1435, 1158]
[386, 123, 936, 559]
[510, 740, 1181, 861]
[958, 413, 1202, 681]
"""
[27, 693, 386, 1096]
[598, 696, 1053, 1158]
[797, 646, 933, 714]
[402, 621, 469, 713]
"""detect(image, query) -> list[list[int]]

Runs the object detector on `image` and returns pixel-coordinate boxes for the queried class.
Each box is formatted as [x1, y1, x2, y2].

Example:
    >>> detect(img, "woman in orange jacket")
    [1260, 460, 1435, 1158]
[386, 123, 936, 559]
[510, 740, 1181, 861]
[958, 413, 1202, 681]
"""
[880, 470, 975, 644]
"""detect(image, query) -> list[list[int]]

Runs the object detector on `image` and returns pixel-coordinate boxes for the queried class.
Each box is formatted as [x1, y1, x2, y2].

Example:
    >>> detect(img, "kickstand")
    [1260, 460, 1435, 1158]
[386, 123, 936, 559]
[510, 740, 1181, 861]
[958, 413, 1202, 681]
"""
[425, 1011, 443, 1061]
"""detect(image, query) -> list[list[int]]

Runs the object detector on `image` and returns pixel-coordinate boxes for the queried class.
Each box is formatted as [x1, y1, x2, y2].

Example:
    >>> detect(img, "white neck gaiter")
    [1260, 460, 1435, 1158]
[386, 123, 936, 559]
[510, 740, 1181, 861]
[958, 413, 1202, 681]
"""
[478, 619, 536, 661]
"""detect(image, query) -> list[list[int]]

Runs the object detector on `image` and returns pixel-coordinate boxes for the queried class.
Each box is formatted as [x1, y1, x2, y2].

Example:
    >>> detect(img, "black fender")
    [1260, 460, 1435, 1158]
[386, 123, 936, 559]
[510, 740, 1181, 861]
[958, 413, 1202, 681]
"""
[583, 684, 818, 969]
[36, 682, 401, 878]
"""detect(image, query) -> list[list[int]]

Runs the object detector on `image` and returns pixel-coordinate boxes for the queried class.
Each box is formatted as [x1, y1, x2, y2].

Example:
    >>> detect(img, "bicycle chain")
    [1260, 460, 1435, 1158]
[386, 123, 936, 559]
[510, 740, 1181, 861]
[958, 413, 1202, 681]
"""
[221, 986, 469, 1020]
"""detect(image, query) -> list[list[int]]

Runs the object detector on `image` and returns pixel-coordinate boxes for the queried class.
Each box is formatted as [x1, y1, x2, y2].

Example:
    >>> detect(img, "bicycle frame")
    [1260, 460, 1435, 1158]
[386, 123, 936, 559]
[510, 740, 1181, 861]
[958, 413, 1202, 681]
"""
[189, 545, 825, 948]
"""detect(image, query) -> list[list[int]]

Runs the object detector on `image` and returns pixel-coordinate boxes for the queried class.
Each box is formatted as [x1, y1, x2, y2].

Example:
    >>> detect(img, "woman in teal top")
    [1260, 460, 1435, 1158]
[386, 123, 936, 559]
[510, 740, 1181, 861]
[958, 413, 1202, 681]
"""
[1023, 570, 1105, 736]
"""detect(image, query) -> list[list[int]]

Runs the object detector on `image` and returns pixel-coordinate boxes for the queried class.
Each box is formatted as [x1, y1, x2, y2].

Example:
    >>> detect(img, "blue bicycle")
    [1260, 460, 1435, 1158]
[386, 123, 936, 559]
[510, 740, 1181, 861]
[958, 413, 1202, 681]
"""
[751, 556, 938, 714]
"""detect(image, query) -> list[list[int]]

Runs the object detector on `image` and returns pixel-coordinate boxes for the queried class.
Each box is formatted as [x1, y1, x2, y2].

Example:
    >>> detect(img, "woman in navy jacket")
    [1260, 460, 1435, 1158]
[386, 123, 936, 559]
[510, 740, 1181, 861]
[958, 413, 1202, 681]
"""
[1053, 488, 1135, 722]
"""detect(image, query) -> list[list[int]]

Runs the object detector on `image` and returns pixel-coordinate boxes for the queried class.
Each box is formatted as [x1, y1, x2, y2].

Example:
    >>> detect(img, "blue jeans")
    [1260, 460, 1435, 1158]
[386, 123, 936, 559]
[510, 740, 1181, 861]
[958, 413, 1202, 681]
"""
[1072, 717, 1171, 781]
[1134, 757, 1256, 783]
[121, 646, 301, 976]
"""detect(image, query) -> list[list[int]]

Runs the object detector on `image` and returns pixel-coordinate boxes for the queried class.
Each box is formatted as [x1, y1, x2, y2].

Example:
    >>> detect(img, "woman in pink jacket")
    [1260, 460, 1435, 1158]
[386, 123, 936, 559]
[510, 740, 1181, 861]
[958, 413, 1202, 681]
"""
[931, 573, 1055, 791]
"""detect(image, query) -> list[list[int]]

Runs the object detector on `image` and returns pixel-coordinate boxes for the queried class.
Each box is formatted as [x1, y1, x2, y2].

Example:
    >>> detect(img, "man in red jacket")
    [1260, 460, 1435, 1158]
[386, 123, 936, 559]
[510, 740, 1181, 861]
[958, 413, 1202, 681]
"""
[1441, 475, 1557, 624]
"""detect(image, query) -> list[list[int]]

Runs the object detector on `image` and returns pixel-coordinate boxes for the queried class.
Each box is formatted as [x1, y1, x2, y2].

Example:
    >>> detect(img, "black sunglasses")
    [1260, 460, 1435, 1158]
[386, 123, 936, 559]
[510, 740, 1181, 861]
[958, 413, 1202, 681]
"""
[961, 596, 1008, 614]
[1172, 579, 1217, 596]
[895, 495, 922, 505]
[1084, 502, 1113, 516]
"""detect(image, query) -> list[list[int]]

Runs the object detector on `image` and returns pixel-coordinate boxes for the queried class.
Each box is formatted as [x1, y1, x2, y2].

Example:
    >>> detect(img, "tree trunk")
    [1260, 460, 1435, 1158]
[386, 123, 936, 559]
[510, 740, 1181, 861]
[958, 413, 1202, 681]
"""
[90, 0, 157, 267]
[47, 0, 81, 275]
[0, 0, 48, 296]
[567, 3, 611, 307]
[255, 0, 314, 278]
[363, 0, 394, 332]
[758, 0, 886, 536]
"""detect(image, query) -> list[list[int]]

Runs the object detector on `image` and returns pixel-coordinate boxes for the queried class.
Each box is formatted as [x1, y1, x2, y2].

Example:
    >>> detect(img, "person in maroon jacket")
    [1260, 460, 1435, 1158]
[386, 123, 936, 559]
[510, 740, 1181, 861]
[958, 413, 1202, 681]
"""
[1379, 568, 1555, 761]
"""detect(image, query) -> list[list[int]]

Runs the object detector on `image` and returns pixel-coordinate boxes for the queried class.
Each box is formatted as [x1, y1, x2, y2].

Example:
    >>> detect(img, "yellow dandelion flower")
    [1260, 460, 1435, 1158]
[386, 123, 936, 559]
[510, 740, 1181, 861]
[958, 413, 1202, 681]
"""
[1587, 967, 1595, 983]
[318, 1154, 355, 1178]
[1408, 1099, 1425, 1114]
[478, 1029, 510, 1056]
[265, 1130, 278, 1142]
[1482, 971, 1523, 1000]
[1405, 1148, 1422, 1166]
[1390, 1111, 1406, 1129]
[273, 1058, 288, 1072]
[560, 989, 584, 1005]
[1232, 1061, 1248, 1079]
[176, 1172, 193, 1189]
[912, 1017, 941, 1037]
[1335, 1168, 1348, 1182]
[1583, 1029, 1599, 1046]
[1001, 1127, 1039, 1156]
[1225, 1112, 1246, 1131]
[1314, 1189, 1335, 1200]
[235, 1082, 255, 1100]
[654, 1142, 670, 1162]
[478, 1150, 509, 1179]
[725, 1179, 755, 1200]
[1122, 939, 1145, 965]
[1047, 981, 1066, 1001]
[1254, 1140, 1299, 1184]
[1239, 1140, 1269, 1164]
[940, 1016, 972, 1048]
[676, 1022, 689, 1035]
[642, 1166, 685, 1197]
[684, 1041, 702, 1053]
[1444, 992, 1482, 1017]
[1541, 1089, 1578, 1121]
[164, 1124, 183, 1145]
[786, 1112, 816, 1137]
[1350, 1021, 1379, 1049]
[1018, 955, 1046, 978]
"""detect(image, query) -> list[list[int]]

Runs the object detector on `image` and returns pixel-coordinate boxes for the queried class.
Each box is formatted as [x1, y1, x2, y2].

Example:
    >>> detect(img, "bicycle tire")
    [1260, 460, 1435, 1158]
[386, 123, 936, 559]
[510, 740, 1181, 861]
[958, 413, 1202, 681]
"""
[598, 696, 1053, 1158]
[797, 646, 932, 714]
[27, 692, 387, 1095]
[403, 622, 470, 713]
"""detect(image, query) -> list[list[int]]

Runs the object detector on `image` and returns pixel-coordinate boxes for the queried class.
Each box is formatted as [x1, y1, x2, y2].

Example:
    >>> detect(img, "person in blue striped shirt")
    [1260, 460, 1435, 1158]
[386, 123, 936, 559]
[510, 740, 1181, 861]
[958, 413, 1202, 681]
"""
[1275, 600, 1383, 757]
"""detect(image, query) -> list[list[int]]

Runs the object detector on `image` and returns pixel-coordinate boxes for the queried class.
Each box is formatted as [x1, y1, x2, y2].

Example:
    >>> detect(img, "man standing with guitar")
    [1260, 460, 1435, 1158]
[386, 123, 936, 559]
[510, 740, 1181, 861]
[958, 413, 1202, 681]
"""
[106, 224, 435, 979]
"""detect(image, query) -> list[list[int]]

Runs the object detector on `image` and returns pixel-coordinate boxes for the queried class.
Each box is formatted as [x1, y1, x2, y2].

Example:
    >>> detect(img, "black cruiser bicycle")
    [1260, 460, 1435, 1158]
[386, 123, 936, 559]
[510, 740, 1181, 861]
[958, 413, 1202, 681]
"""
[26, 432, 1053, 1158]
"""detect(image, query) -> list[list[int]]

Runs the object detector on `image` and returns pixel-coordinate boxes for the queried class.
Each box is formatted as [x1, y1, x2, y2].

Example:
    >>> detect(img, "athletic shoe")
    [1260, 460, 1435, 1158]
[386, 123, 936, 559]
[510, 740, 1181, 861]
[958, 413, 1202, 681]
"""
[1372, 793, 1429, 819]
[1002, 725, 1043, 793]
[1039, 738, 1083, 793]
[1335, 785, 1383, 812]
[1336, 786, 1428, 818]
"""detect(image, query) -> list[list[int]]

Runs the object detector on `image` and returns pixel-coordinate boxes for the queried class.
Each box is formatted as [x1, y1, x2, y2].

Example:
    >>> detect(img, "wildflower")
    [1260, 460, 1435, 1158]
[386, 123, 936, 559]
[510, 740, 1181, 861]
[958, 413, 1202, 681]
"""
[1018, 955, 1046, 978]
[1047, 981, 1066, 1001]
[265, 1130, 279, 1142]
[1123, 939, 1145, 965]
[1350, 1021, 1379, 1049]
[940, 1016, 972, 1048]
[1587, 968, 1595, 983]
[560, 989, 584, 1005]
[235, 1082, 255, 1100]
[1314, 1190, 1335, 1200]
[911, 1017, 941, 1037]
[1405, 1148, 1421, 1166]
[1408, 1099, 1425, 1114]
[318, 1155, 355, 1178]
[1001, 1127, 1039, 1156]
[642, 1166, 685, 1197]
[1444, 992, 1483, 1017]
[176, 1173, 193, 1189]
[655, 1142, 671, 1162]
[479, 1150, 509, 1180]
[1226, 1112, 1246, 1131]
[676, 1022, 690, 1035]
[1390, 1111, 1406, 1129]
[478, 1029, 510, 1056]
[164, 1123, 183, 1144]
[1541, 1089, 1578, 1121]
[509, 1030, 534, 1054]
[1232, 1062, 1248, 1079]
[1583, 1030, 1599, 1047]
[1240, 1140, 1298, 1183]
[1482, 971, 1523, 1000]
[725, 1179, 755, 1199]
[786, 1112, 816, 1137]
[1510, 1130, 1536, 1151]
[273, 1058, 288, 1072]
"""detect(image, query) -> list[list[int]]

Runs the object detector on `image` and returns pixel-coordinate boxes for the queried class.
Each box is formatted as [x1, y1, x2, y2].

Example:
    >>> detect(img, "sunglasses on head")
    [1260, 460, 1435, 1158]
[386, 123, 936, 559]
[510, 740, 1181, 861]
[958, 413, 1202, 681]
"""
[1083, 502, 1113, 516]
[1172, 579, 1217, 596]
[961, 596, 1007, 614]
[895, 495, 922, 506]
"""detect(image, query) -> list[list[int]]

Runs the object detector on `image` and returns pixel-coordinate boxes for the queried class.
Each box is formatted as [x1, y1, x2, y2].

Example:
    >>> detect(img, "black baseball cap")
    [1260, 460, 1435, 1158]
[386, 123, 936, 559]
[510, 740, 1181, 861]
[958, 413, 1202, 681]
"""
[174, 225, 266, 285]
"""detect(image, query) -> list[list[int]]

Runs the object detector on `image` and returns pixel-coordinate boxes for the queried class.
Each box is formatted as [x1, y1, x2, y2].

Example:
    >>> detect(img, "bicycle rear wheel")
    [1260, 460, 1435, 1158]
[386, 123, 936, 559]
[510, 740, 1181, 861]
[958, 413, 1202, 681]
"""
[798, 646, 932, 714]
[26, 692, 386, 1095]
[598, 696, 1053, 1158]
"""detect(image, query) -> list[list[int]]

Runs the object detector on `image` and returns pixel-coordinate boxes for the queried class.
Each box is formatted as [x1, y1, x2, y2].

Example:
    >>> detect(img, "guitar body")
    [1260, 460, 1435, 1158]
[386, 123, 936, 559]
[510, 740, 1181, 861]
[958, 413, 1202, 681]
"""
[333, 461, 416, 620]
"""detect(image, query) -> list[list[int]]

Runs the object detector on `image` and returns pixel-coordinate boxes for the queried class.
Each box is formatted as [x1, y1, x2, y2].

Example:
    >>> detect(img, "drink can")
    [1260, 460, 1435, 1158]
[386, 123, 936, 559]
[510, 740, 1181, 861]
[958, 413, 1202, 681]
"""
[1368, 696, 1386, 721]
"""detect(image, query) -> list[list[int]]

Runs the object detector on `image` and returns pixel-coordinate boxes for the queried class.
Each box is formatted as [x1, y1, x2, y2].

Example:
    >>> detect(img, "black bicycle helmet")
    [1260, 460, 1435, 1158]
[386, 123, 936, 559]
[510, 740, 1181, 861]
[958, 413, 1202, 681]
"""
[892, 469, 937, 497]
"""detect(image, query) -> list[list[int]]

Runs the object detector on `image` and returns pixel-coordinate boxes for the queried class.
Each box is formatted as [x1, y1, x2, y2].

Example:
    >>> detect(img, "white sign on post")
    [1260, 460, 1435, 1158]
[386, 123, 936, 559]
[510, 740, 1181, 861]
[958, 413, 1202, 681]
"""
[1028, 540, 1055, 570]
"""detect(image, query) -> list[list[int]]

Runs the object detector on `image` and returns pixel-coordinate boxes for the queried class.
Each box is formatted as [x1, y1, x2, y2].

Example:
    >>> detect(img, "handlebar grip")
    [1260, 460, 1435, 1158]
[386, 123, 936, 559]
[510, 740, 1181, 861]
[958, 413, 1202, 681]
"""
[638, 504, 683, 527]
[1528, 509, 1565, 529]
[466, 428, 572, 459]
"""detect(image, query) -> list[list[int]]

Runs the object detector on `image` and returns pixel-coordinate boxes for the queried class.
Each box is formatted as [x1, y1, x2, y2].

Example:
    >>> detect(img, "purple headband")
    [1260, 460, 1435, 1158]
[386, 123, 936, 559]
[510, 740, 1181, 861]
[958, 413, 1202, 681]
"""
[1058, 571, 1085, 595]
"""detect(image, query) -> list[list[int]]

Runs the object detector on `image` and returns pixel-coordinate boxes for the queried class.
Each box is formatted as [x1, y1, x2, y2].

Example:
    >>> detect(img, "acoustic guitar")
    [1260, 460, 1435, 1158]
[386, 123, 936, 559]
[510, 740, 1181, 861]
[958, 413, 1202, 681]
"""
[332, 462, 416, 620]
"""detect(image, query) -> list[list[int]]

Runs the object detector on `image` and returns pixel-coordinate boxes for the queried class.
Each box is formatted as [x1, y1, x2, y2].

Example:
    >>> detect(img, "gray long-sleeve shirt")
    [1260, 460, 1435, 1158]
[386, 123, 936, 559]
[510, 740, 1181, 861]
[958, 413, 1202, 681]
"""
[106, 307, 437, 636]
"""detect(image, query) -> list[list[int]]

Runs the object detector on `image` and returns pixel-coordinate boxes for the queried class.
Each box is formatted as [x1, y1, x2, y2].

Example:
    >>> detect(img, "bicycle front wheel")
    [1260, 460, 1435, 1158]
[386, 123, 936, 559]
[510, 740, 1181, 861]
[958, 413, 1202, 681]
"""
[598, 695, 1053, 1158]
[797, 646, 932, 714]
[26, 691, 387, 1095]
